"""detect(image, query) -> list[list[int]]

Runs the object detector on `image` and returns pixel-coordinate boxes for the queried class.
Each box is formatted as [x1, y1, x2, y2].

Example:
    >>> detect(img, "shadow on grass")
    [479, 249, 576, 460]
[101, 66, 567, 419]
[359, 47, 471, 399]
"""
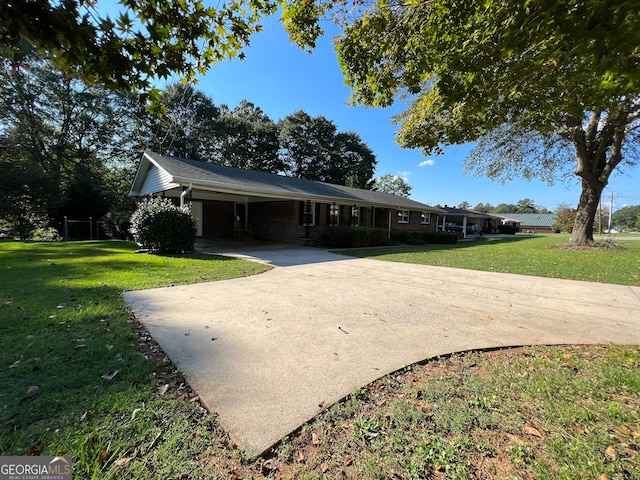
[0, 240, 264, 465]
[334, 235, 534, 258]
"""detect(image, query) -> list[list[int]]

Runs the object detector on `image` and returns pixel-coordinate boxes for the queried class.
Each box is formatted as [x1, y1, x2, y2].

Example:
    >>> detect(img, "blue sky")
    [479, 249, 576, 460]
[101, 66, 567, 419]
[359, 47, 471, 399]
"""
[197, 13, 640, 211]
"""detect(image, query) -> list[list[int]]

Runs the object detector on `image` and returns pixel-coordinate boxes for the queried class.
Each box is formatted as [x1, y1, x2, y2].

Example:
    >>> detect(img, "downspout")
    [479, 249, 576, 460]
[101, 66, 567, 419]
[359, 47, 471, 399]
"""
[388, 210, 392, 239]
[180, 183, 193, 208]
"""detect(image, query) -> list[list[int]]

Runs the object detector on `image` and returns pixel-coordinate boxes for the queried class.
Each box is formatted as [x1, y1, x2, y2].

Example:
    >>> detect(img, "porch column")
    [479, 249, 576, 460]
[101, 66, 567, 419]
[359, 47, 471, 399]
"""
[462, 216, 468, 239]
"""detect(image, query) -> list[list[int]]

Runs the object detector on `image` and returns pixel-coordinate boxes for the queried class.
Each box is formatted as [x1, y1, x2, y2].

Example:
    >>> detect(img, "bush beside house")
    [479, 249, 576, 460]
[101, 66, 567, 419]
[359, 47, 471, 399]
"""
[130, 197, 197, 253]
[392, 230, 458, 245]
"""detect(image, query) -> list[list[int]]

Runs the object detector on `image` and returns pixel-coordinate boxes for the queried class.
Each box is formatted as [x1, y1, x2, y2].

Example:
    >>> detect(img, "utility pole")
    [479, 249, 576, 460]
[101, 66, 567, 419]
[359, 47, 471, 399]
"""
[608, 192, 614, 232]
[598, 192, 602, 235]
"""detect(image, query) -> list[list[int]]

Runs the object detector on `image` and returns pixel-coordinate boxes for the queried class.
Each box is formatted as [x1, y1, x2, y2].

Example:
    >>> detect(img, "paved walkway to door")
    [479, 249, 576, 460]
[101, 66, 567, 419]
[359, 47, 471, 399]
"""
[123, 243, 640, 457]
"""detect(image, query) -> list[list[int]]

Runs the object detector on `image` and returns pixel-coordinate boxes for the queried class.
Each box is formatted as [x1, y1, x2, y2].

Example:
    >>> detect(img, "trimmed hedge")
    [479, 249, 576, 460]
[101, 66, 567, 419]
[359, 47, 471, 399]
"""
[130, 197, 197, 253]
[320, 228, 457, 248]
[392, 230, 457, 245]
[320, 227, 388, 248]
[497, 224, 519, 235]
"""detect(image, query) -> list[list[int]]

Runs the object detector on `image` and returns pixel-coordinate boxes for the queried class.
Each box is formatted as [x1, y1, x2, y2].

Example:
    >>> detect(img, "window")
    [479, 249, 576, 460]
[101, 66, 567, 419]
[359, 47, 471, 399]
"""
[398, 210, 410, 224]
[421, 212, 431, 224]
[351, 205, 360, 227]
[299, 200, 316, 226]
[329, 203, 340, 227]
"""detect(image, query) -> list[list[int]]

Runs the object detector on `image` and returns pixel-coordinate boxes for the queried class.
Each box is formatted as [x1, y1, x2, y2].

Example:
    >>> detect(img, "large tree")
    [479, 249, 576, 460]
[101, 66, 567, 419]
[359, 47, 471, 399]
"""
[0, 53, 146, 237]
[0, 0, 276, 103]
[611, 205, 640, 231]
[147, 83, 222, 162]
[372, 174, 412, 197]
[283, 0, 640, 246]
[217, 100, 284, 173]
[278, 110, 377, 185]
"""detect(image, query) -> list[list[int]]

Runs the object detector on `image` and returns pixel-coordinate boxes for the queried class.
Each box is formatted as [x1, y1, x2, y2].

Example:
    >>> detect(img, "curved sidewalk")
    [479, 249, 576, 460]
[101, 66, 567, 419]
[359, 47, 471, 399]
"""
[123, 248, 640, 457]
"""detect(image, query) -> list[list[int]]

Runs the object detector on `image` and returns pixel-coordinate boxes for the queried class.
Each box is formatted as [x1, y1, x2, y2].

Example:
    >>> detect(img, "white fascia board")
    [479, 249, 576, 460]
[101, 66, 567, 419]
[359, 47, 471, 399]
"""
[170, 174, 444, 213]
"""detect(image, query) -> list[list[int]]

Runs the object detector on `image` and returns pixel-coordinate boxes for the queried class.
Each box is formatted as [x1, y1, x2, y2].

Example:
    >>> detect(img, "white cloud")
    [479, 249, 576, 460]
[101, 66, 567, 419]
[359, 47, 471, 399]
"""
[396, 171, 412, 182]
[419, 159, 435, 167]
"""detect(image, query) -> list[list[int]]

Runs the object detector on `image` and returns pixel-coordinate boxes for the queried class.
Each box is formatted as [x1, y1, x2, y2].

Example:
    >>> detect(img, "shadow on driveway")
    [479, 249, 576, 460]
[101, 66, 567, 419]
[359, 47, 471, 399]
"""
[125, 245, 640, 457]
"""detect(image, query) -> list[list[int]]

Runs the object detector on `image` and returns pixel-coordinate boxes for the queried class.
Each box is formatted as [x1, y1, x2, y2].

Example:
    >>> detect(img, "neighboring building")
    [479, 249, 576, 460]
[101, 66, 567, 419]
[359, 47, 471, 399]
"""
[495, 213, 558, 233]
[129, 152, 445, 244]
[437, 206, 503, 239]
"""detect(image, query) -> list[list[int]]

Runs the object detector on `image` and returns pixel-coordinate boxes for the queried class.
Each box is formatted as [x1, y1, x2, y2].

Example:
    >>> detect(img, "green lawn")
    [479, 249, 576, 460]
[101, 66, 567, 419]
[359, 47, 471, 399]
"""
[0, 241, 270, 477]
[1, 239, 638, 479]
[334, 234, 640, 286]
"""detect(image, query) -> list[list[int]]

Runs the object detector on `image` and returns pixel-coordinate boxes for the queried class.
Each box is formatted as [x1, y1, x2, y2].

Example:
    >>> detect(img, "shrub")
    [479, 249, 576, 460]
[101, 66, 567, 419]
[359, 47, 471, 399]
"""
[31, 227, 62, 241]
[393, 230, 426, 245]
[392, 230, 457, 245]
[320, 227, 388, 248]
[497, 224, 518, 235]
[552, 208, 576, 233]
[103, 210, 133, 240]
[424, 232, 457, 244]
[130, 197, 196, 253]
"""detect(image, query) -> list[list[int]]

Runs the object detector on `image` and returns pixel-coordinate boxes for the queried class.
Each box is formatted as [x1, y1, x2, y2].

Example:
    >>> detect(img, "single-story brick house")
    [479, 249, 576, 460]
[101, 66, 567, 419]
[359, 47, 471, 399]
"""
[129, 152, 445, 243]
[496, 213, 558, 234]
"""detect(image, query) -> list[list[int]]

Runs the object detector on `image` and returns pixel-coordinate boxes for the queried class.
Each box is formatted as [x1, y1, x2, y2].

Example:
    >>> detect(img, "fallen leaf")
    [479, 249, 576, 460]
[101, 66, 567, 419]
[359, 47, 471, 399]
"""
[159, 384, 169, 395]
[562, 353, 572, 359]
[600, 475, 609, 480]
[260, 459, 277, 476]
[27, 386, 38, 394]
[98, 450, 107, 466]
[9, 358, 22, 368]
[344, 456, 354, 466]
[295, 450, 305, 462]
[101, 370, 119, 380]
[114, 457, 134, 467]
[320, 461, 329, 473]
[605, 445, 616, 461]
[312, 432, 320, 445]
[523, 421, 544, 438]
[131, 408, 141, 420]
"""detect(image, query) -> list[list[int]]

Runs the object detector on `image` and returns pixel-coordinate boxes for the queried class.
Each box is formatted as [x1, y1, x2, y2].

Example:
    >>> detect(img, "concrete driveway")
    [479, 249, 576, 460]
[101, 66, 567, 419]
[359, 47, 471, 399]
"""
[123, 244, 640, 457]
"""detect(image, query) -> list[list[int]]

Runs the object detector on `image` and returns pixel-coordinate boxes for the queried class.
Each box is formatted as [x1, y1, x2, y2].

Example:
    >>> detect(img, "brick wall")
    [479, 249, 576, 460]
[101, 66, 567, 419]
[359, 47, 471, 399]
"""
[249, 201, 308, 242]
[199, 198, 438, 242]
[201, 200, 234, 237]
[391, 210, 438, 235]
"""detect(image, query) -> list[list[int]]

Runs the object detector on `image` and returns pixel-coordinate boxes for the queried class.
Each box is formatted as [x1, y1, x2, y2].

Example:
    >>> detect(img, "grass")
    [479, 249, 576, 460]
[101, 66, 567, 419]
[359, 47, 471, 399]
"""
[0, 241, 270, 477]
[272, 345, 640, 479]
[1, 239, 639, 479]
[333, 234, 640, 286]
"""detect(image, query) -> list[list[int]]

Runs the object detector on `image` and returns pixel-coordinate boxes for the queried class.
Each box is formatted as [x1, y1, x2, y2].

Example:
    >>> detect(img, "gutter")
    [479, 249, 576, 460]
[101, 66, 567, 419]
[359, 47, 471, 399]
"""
[180, 183, 193, 208]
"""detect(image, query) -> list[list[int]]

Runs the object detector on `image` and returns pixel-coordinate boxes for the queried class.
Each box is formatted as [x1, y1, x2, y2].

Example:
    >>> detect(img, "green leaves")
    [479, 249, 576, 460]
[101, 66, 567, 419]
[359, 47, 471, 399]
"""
[1, 0, 278, 98]
[129, 197, 197, 254]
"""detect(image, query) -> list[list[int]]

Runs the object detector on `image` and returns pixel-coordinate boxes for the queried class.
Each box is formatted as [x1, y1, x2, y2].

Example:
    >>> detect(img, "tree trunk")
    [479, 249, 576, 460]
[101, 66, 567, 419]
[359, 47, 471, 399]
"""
[570, 179, 603, 246]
